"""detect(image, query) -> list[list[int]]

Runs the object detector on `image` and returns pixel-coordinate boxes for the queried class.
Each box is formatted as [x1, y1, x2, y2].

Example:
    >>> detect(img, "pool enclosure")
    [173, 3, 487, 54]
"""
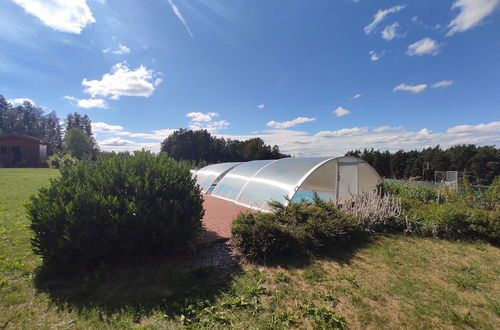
[194, 156, 381, 212]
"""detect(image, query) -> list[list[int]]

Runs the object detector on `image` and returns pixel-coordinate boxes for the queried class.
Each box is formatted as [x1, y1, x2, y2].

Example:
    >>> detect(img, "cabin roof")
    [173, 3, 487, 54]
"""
[0, 133, 49, 145]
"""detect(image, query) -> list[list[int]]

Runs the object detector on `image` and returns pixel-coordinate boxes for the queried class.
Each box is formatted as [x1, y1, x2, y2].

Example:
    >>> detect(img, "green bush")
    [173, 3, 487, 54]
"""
[28, 151, 204, 273]
[231, 197, 359, 262]
[47, 153, 78, 169]
[233, 190, 499, 264]
[479, 176, 500, 211]
[231, 213, 297, 261]
[380, 180, 443, 203]
[403, 200, 499, 244]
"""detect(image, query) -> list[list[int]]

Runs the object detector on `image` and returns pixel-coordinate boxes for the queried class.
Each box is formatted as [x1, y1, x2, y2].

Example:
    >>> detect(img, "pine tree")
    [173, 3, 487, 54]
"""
[43, 111, 63, 154]
[65, 112, 99, 156]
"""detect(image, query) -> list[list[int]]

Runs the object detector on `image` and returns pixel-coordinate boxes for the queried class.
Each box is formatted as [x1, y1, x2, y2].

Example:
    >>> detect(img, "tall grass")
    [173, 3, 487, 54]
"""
[379, 180, 450, 203]
[380, 177, 500, 244]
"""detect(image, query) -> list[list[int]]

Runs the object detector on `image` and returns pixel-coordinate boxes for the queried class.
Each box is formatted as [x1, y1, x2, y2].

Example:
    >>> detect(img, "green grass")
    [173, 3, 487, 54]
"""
[381, 179, 445, 203]
[1, 168, 500, 329]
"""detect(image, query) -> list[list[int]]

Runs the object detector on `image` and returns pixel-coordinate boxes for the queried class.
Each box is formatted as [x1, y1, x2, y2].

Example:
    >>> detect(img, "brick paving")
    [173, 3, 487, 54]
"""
[201, 195, 250, 243]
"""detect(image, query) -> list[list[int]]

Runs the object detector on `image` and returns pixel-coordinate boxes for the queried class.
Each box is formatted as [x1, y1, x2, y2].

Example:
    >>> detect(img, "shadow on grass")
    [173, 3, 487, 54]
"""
[318, 232, 377, 265]
[249, 232, 377, 270]
[33, 240, 241, 320]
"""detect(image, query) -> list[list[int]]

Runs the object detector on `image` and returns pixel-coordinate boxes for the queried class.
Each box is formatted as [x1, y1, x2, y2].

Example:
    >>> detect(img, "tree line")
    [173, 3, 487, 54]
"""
[1, 95, 288, 164]
[346, 145, 500, 185]
[0, 94, 97, 159]
[3, 94, 498, 183]
[160, 129, 289, 167]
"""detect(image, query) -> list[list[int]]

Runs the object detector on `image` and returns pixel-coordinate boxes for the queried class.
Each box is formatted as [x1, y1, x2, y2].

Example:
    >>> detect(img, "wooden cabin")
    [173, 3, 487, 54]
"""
[0, 133, 49, 167]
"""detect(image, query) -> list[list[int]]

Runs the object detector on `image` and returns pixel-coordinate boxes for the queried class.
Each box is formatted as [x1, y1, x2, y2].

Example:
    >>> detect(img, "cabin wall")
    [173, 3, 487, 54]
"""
[0, 138, 43, 167]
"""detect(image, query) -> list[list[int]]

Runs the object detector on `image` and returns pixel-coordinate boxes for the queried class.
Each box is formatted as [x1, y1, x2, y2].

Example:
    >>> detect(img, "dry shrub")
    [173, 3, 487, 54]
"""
[337, 190, 404, 232]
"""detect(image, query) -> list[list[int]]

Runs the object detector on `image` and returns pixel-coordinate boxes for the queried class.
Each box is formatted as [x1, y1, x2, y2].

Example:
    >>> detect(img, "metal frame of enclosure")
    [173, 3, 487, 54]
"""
[194, 156, 382, 212]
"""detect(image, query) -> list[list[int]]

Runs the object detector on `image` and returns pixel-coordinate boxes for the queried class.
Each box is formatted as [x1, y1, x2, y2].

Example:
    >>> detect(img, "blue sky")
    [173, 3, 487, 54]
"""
[1, 0, 499, 156]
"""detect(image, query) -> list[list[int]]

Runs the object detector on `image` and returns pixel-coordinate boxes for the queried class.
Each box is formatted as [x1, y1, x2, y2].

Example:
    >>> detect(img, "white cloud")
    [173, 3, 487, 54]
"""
[407, 38, 440, 56]
[91, 122, 171, 151]
[92, 122, 176, 143]
[64, 95, 107, 109]
[186, 112, 229, 132]
[381, 22, 402, 40]
[167, 0, 194, 38]
[373, 126, 404, 133]
[447, 0, 500, 36]
[141, 129, 176, 140]
[432, 80, 454, 88]
[353, 93, 362, 99]
[92, 122, 124, 133]
[103, 43, 130, 55]
[369, 50, 384, 61]
[333, 106, 350, 117]
[393, 83, 428, 94]
[114, 43, 130, 54]
[446, 121, 500, 134]
[92, 121, 500, 156]
[417, 128, 432, 135]
[99, 137, 136, 146]
[82, 62, 161, 99]
[316, 127, 368, 137]
[7, 97, 35, 106]
[364, 5, 405, 34]
[242, 121, 499, 157]
[76, 98, 107, 109]
[257, 104, 265, 110]
[266, 117, 316, 129]
[186, 112, 217, 122]
[10, 0, 95, 33]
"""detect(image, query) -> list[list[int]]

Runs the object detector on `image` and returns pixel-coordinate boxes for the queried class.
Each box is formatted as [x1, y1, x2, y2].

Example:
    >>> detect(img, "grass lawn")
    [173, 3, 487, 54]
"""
[1, 168, 499, 329]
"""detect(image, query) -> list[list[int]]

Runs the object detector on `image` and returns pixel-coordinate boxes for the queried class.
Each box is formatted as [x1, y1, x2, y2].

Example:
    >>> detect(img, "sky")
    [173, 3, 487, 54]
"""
[0, 0, 499, 156]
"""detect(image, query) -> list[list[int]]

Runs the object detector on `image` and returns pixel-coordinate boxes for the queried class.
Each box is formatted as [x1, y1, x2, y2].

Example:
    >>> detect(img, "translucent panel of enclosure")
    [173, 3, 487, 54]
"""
[237, 157, 331, 210]
[194, 162, 241, 193]
[211, 159, 278, 202]
[195, 156, 382, 212]
[296, 158, 338, 202]
[358, 162, 381, 193]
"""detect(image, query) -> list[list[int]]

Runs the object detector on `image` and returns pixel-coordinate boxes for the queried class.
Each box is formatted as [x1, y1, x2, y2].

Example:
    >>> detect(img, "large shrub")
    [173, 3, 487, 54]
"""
[483, 176, 500, 210]
[231, 212, 297, 261]
[231, 197, 359, 262]
[233, 187, 499, 264]
[28, 151, 204, 273]
[471, 176, 500, 211]
[379, 180, 445, 203]
[403, 199, 499, 244]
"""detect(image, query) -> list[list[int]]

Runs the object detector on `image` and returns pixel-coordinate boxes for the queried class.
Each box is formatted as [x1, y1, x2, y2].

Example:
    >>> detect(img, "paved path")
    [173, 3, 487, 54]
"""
[201, 195, 250, 242]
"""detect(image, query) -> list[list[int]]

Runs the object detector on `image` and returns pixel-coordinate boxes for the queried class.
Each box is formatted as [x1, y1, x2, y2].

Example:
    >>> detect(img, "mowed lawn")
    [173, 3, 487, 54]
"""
[1, 168, 499, 329]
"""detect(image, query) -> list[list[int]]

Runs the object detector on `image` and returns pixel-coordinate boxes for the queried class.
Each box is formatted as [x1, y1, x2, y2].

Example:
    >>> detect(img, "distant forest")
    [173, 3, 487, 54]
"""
[160, 129, 289, 167]
[346, 145, 500, 185]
